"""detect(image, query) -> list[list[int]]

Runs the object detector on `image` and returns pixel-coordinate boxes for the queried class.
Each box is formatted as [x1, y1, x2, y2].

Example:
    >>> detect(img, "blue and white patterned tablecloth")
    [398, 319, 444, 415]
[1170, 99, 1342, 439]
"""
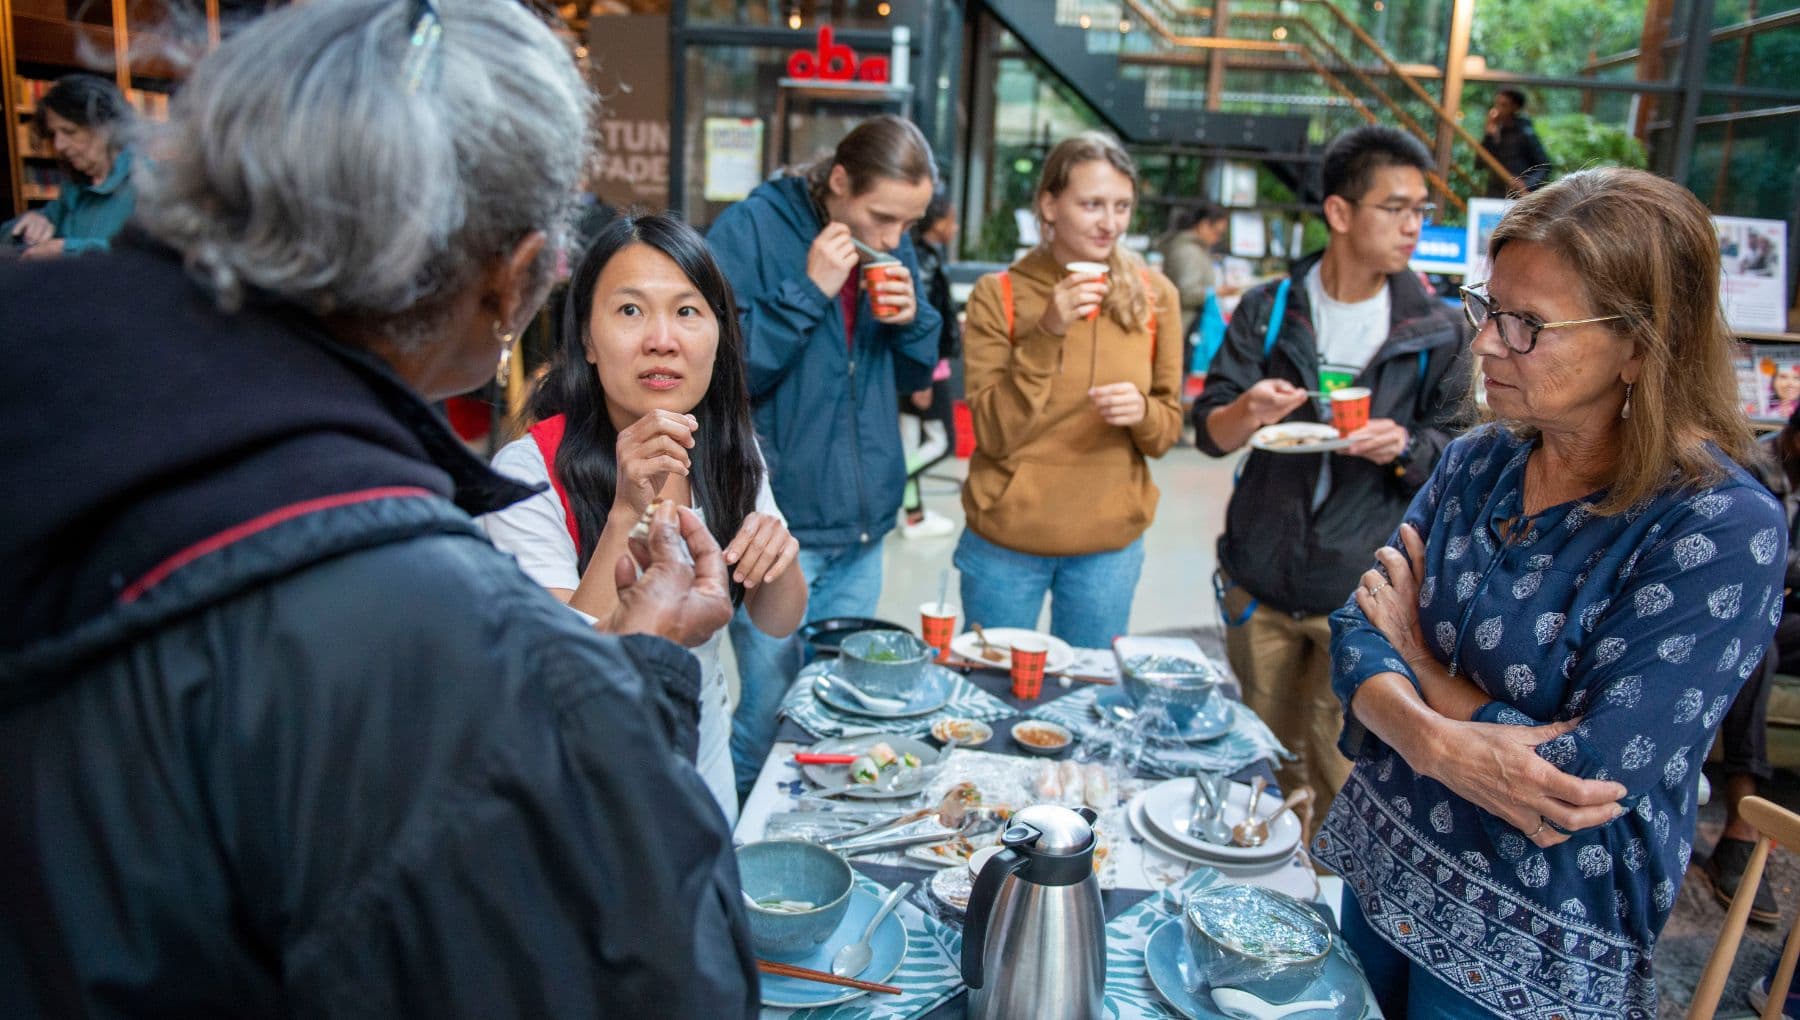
[762, 873, 964, 1020]
[778, 662, 1015, 741]
[1025, 686, 1290, 779]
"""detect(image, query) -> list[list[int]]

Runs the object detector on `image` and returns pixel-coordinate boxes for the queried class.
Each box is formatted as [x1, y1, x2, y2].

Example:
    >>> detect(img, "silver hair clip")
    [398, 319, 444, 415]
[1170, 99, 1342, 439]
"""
[400, 0, 444, 95]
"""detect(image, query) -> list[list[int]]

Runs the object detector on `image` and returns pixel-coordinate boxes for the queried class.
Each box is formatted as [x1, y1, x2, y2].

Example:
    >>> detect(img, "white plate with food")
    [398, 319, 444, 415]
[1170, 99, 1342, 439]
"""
[949, 628, 1075, 674]
[802, 734, 940, 800]
[1133, 779, 1300, 864]
[1249, 422, 1351, 454]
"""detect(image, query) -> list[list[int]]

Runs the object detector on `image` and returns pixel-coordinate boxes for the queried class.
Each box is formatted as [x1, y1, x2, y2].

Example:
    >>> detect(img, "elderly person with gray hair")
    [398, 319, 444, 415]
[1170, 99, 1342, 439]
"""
[0, 2, 755, 1017]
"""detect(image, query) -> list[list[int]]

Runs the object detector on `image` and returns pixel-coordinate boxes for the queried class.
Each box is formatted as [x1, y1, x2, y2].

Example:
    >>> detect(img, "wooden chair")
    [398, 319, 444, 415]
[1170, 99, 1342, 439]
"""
[1688, 796, 1800, 1019]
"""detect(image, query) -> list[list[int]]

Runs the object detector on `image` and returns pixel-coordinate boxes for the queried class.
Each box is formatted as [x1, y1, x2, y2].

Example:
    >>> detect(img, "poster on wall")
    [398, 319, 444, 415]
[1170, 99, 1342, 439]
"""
[1715, 217, 1789, 334]
[1228, 211, 1266, 258]
[1219, 162, 1259, 208]
[586, 15, 671, 210]
[702, 118, 765, 203]
[1735, 343, 1800, 423]
[1464, 197, 1513, 283]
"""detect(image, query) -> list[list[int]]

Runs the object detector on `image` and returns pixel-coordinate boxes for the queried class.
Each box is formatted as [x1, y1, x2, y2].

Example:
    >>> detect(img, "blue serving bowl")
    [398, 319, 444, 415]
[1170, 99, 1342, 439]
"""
[837, 629, 933, 698]
[1182, 885, 1332, 1003]
[736, 840, 855, 961]
[1120, 654, 1224, 730]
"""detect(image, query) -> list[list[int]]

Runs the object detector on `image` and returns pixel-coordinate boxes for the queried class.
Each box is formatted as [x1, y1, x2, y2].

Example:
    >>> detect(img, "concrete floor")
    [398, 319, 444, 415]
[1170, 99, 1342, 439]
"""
[874, 433, 1231, 633]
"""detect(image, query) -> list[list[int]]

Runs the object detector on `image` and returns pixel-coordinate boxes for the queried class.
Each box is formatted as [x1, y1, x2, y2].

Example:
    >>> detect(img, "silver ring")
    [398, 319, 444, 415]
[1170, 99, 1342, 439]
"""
[1529, 817, 1546, 838]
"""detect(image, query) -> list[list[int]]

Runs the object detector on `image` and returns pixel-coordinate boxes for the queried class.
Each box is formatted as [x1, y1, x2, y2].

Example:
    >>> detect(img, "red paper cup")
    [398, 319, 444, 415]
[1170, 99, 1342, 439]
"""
[864, 261, 900, 317]
[1066, 261, 1109, 321]
[1009, 635, 1050, 700]
[1330, 386, 1372, 437]
[919, 601, 958, 661]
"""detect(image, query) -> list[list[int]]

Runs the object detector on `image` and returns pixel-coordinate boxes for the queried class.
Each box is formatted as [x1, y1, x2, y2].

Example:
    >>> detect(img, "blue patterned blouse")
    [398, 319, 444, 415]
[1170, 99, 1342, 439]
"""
[1312, 425, 1785, 1020]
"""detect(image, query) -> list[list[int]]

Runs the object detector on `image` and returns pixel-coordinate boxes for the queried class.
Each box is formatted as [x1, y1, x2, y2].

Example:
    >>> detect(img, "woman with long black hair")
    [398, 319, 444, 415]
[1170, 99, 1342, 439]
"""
[482, 213, 806, 821]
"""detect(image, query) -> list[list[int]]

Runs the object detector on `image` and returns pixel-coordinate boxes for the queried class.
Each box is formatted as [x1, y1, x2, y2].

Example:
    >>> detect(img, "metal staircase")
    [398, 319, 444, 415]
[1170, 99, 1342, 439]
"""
[982, 0, 1519, 216]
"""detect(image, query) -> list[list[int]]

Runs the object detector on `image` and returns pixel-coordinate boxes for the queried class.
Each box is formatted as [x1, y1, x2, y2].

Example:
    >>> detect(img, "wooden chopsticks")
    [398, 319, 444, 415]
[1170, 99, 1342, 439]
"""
[756, 959, 903, 994]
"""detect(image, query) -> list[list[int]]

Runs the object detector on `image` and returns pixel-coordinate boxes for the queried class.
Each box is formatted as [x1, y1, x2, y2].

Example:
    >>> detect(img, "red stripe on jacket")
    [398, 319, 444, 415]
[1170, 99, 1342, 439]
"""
[119, 486, 437, 603]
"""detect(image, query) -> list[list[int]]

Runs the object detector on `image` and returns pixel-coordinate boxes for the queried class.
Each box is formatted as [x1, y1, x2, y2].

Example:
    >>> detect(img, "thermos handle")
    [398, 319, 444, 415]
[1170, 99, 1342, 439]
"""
[958, 846, 1030, 990]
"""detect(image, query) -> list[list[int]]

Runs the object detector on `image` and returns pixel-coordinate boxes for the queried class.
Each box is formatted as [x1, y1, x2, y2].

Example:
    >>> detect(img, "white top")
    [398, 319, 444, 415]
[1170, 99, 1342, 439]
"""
[1305, 261, 1390, 378]
[479, 435, 787, 826]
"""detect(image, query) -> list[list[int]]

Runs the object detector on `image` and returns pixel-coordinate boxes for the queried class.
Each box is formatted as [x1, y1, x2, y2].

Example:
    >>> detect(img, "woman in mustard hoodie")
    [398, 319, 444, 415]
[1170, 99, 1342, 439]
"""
[955, 132, 1185, 648]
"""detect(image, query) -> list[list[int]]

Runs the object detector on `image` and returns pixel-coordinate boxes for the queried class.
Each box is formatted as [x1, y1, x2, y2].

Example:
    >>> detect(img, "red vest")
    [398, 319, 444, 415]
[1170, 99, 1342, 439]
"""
[526, 414, 582, 551]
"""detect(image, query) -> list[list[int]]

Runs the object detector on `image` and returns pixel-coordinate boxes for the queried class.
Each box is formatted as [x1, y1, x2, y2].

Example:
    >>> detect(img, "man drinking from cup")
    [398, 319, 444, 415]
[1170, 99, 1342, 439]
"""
[1191, 125, 1469, 825]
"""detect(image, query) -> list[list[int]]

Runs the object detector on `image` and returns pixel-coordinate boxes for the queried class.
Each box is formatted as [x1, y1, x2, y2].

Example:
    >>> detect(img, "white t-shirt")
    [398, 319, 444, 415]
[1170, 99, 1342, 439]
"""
[479, 435, 787, 826]
[1305, 262, 1390, 384]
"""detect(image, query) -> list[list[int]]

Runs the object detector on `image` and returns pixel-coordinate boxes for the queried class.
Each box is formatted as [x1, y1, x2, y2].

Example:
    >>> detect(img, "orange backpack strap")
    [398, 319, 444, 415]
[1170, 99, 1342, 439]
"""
[1140, 267, 1157, 360]
[999, 270, 1015, 341]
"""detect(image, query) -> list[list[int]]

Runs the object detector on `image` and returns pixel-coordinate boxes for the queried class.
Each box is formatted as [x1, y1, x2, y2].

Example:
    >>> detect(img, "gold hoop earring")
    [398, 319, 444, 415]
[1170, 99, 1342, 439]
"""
[494, 320, 516, 387]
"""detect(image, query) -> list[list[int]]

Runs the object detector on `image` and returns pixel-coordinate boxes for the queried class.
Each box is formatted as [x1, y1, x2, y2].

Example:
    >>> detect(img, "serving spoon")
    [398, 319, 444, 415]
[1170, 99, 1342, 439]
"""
[971, 624, 1008, 662]
[1210, 987, 1343, 1019]
[816, 674, 907, 714]
[1232, 785, 1312, 849]
[822, 782, 977, 846]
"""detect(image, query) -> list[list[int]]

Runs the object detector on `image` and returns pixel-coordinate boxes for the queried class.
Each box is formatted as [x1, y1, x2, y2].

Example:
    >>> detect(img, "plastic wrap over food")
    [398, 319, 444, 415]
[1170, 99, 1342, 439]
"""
[1180, 885, 1332, 994]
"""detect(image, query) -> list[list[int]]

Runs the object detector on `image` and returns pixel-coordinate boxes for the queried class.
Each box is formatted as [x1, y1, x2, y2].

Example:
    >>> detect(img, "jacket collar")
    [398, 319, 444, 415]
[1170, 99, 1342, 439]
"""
[83, 148, 133, 196]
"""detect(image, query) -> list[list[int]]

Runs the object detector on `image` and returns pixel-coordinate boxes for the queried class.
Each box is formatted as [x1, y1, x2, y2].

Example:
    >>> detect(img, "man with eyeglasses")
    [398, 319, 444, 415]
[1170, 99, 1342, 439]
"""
[1192, 125, 1470, 823]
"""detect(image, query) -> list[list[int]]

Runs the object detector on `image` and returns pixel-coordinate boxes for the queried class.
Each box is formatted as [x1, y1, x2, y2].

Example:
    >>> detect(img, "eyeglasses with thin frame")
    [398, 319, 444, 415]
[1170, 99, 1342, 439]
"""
[1354, 200, 1438, 225]
[1460, 282, 1624, 355]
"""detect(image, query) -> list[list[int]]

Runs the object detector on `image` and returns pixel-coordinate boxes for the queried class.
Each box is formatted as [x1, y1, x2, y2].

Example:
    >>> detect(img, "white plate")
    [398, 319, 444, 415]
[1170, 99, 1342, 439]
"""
[1116, 802, 1317, 899]
[1249, 423, 1350, 454]
[949, 628, 1076, 674]
[802, 734, 941, 799]
[1133, 780, 1300, 864]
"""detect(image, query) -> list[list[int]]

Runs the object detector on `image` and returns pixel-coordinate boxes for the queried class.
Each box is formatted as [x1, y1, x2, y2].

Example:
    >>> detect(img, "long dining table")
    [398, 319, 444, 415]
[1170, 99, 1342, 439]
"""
[733, 642, 1381, 1020]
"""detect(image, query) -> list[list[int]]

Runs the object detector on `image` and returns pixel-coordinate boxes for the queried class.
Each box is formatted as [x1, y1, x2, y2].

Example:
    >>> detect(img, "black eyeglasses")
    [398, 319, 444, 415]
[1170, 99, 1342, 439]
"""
[1354, 200, 1437, 225]
[1460, 282, 1623, 355]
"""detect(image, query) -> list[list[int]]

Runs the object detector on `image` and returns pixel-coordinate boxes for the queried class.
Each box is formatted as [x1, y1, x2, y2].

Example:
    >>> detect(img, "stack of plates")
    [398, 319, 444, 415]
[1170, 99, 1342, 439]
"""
[1127, 778, 1301, 872]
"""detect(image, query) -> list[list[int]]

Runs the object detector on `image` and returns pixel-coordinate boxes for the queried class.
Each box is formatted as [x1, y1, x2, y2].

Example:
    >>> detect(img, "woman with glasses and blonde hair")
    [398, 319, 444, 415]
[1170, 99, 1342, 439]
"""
[1315, 166, 1784, 1018]
[954, 131, 1183, 646]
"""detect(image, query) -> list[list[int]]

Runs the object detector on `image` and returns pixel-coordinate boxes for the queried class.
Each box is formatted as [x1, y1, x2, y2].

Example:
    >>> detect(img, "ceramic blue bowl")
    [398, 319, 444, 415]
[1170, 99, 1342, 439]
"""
[1120, 653, 1224, 730]
[1182, 885, 1332, 1003]
[837, 630, 933, 698]
[736, 840, 855, 960]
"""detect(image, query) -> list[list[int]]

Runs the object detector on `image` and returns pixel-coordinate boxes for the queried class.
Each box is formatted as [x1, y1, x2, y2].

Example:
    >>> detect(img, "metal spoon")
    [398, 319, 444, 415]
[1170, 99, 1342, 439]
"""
[971, 624, 1008, 662]
[1230, 776, 1269, 848]
[1210, 987, 1343, 1019]
[1187, 774, 1234, 845]
[816, 674, 907, 714]
[831, 881, 913, 977]
[1233, 784, 1313, 849]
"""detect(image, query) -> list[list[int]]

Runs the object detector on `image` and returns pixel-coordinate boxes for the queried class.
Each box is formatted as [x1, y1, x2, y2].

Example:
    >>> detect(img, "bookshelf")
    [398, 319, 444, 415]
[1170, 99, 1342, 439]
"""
[2, 1, 206, 220]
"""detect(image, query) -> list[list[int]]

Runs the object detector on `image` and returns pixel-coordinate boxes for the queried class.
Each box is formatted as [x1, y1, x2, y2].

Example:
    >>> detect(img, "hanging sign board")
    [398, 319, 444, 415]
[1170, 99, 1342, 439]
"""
[703, 118, 765, 204]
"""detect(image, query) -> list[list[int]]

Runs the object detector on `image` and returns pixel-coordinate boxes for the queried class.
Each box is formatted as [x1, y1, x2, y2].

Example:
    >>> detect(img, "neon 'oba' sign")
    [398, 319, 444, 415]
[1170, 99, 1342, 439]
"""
[786, 26, 890, 82]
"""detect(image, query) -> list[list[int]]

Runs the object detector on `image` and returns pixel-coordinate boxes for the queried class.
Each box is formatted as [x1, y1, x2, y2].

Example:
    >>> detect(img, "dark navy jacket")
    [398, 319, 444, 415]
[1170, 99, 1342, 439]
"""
[706, 175, 941, 548]
[0, 241, 757, 1018]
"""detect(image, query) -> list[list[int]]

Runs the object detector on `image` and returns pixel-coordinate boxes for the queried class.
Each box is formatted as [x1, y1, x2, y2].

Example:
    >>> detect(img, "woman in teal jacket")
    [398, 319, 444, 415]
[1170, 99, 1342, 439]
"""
[7, 74, 136, 258]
